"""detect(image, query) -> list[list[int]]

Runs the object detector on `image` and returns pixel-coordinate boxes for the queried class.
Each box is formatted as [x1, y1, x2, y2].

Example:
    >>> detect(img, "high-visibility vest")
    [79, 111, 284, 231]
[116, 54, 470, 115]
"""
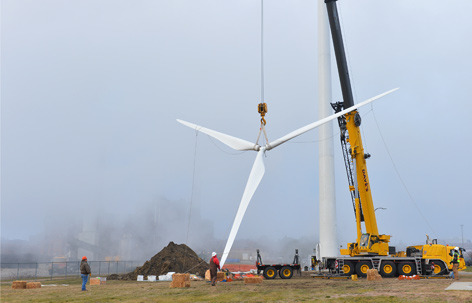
[452, 251, 460, 263]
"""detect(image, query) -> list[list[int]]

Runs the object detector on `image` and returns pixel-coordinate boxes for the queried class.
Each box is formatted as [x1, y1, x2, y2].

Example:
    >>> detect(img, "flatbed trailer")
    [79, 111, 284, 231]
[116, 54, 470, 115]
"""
[256, 249, 301, 279]
[323, 256, 449, 278]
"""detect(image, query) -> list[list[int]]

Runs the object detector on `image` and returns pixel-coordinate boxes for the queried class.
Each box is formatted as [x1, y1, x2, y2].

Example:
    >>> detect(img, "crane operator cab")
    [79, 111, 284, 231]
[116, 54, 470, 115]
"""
[359, 233, 371, 249]
[345, 233, 391, 256]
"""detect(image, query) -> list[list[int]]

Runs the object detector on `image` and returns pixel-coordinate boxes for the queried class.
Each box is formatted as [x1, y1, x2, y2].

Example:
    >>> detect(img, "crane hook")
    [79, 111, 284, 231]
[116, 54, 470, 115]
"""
[258, 102, 267, 125]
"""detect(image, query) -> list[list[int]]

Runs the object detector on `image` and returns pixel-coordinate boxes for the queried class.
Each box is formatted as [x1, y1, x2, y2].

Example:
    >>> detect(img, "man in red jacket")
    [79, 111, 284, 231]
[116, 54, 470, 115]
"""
[209, 252, 220, 286]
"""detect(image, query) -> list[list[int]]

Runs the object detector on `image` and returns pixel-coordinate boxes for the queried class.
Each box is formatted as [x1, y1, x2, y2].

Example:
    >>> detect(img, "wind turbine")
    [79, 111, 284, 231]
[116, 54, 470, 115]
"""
[177, 88, 398, 267]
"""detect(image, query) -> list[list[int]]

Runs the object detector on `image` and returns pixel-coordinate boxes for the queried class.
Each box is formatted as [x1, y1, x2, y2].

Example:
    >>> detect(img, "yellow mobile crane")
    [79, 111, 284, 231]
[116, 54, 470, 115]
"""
[323, 0, 466, 277]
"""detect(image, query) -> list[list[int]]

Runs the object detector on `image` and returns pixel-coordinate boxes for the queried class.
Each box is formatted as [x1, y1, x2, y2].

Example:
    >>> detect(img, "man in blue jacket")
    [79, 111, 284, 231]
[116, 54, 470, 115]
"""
[80, 256, 91, 291]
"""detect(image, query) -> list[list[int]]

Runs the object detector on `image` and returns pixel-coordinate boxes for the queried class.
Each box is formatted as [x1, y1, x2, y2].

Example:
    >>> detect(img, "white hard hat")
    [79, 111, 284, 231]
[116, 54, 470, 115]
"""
[212, 252, 217, 257]
[455, 247, 459, 251]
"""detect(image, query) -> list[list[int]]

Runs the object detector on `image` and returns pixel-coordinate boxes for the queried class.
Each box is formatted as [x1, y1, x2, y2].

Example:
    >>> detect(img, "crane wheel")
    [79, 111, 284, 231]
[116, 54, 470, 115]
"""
[355, 261, 372, 277]
[342, 261, 355, 276]
[398, 262, 416, 276]
[431, 260, 446, 275]
[263, 266, 277, 279]
[379, 261, 396, 278]
[279, 266, 293, 279]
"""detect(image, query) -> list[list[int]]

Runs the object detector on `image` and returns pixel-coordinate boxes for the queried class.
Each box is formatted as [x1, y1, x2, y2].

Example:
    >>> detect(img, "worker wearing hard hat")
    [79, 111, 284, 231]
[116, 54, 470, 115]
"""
[450, 247, 460, 280]
[80, 256, 92, 291]
[209, 252, 220, 286]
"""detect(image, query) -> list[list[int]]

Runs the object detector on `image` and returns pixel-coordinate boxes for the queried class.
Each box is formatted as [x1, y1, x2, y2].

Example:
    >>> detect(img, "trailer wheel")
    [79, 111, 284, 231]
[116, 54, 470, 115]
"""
[263, 266, 277, 279]
[431, 260, 446, 275]
[379, 261, 396, 278]
[355, 261, 372, 277]
[279, 266, 293, 279]
[342, 261, 355, 276]
[398, 262, 416, 276]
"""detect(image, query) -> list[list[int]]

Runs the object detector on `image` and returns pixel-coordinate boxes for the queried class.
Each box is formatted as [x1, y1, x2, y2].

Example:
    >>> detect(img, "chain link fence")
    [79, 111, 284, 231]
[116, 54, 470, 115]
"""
[0, 261, 141, 281]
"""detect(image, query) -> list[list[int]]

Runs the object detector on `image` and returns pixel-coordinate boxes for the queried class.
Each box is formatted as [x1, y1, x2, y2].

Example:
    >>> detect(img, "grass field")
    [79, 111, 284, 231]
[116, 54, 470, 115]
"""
[1, 273, 471, 303]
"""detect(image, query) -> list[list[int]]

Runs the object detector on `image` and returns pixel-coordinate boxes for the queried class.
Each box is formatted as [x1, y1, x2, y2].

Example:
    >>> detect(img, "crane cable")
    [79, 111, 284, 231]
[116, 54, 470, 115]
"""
[256, 0, 269, 147]
[184, 130, 199, 271]
[260, 0, 265, 105]
[186, 1, 269, 268]
[371, 108, 436, 235]
[336, 5, 434, 236]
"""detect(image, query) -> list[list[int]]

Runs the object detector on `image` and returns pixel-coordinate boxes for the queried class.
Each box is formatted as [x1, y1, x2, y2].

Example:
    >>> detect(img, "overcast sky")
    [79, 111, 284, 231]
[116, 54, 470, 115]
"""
[1, 0, 471, 252]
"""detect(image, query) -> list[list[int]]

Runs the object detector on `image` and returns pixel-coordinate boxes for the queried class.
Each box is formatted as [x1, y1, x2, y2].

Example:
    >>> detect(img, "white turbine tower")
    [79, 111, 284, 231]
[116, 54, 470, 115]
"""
[317, 0, 338, 259]
[178, 88, 398, 267]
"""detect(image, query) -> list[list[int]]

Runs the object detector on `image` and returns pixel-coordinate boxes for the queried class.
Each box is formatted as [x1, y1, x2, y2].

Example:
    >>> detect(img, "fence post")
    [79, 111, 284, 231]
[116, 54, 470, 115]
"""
[50, 263, 54, 280]
[65, 262, 68, 278]
[17, 263, 19, 280]
[35, 263, 38, 280]
[116, 261, 118, 274]
[108, 261, 110, 276]
[99, 261, 101, 276]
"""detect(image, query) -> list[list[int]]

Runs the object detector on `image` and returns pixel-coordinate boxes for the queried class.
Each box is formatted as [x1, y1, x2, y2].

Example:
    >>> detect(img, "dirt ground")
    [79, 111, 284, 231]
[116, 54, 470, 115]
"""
[2, 272, 471, 303]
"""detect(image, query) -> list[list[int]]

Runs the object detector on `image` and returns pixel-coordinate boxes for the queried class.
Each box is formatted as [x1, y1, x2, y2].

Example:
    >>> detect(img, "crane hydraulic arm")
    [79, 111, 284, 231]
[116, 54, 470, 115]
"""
[325, 0, 391, 256]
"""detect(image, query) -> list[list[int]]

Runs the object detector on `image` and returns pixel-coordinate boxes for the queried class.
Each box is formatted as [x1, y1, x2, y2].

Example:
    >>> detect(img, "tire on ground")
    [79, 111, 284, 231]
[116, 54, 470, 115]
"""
[431, 260, 446, 275]
[263, 266, 277, 279]
[355, 261, 372, 277]
[342, 261, 355, 276]
[379, 261, 396, 278]
[398, 262, 416, 276]
[279, 266, 293, 279]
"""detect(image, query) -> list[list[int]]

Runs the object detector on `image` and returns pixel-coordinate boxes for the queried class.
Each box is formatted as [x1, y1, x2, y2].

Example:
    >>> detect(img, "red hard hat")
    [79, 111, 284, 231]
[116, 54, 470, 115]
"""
[82, 256, 87, 260]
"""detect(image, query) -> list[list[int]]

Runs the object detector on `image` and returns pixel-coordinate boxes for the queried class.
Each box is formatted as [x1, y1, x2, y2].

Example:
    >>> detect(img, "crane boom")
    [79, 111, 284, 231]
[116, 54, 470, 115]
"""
[325, 0, 390, 256]
[325, 0, 354, 109]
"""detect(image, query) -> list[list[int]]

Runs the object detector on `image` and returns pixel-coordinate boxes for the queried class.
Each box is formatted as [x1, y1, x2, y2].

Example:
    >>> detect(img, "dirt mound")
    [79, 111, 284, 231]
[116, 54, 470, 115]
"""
[109, 242, 209, 280]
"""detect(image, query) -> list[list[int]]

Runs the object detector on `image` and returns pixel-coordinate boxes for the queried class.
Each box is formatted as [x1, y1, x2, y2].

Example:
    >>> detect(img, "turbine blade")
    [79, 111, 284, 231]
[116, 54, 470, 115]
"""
[268, 88, 399, 150]
[220, 150, 265, 268]
[177, 119, 258, 151]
